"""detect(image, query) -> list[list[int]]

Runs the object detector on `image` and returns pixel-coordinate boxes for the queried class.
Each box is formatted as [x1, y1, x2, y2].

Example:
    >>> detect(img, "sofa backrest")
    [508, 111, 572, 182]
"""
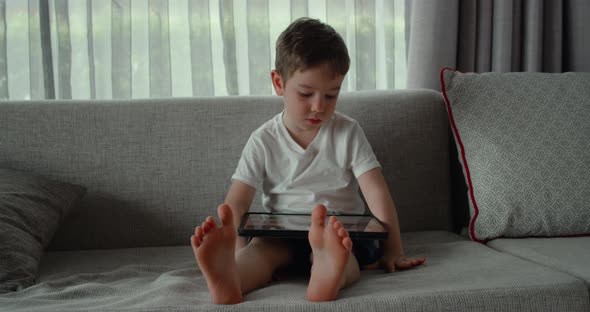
[0, 89, 452, 250]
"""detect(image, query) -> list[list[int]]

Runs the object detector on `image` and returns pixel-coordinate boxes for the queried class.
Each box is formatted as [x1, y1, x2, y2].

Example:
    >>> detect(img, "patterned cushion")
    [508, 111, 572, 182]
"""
[440, 69, 590, 242]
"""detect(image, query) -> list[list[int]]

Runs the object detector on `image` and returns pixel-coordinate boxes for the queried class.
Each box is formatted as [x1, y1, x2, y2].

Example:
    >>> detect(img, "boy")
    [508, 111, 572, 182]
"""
[190, 17, 425, 304]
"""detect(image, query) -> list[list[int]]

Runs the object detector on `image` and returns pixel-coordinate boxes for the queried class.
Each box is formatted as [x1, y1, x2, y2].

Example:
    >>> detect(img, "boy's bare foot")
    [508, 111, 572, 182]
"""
[307, 205, 353, 302]
[191, 204, 243, 304]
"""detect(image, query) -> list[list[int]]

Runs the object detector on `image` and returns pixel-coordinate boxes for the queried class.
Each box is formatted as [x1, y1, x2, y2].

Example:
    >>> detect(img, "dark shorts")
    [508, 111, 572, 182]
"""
[285, 238, 382, 272]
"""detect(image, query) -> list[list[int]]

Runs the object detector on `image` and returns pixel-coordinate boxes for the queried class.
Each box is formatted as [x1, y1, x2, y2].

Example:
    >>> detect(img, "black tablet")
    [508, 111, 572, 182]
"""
[238, 212, 388, 240]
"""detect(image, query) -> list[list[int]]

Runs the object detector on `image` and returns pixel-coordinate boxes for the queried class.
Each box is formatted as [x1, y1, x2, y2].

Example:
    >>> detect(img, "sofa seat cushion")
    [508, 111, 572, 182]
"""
[0, 231, 587, 312]
[488, 237, 590, 287]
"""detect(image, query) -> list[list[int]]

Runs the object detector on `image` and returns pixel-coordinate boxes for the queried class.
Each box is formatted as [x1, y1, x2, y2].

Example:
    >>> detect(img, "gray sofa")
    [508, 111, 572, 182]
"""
[0, 89, 588, 311]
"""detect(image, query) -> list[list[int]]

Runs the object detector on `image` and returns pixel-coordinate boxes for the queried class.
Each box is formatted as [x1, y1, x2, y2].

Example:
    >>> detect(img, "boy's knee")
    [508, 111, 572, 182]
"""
[248, 238, 293, 262]
[249, 237, 282, 250]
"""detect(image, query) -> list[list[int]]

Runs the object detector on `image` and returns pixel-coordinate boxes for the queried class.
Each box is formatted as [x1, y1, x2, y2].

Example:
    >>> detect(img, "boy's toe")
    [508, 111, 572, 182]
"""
[343, 237, 353, 251]
[196, 226, 204, 238]
[202, 221, 213, 233]
[191, 235, 201, 248]
[311, 205, 327, 226]
[217, 204, 234, 227]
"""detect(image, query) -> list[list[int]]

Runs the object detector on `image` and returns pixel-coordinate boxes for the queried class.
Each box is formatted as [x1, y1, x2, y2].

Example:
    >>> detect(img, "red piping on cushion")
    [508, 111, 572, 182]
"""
[439, 67, 486, 244]
[498, 233, 590, 239]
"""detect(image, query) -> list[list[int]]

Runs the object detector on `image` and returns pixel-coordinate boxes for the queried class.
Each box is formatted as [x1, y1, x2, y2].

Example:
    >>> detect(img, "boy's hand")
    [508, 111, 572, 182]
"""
[363, 254, 426, 273]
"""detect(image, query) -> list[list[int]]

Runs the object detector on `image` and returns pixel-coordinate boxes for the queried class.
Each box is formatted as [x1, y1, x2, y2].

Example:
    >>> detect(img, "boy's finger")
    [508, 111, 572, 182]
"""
[395, 261, 414, 269]
[395, 257, 425, 270]
[385, 262, 396, 273]
[362, 261, 381, 270]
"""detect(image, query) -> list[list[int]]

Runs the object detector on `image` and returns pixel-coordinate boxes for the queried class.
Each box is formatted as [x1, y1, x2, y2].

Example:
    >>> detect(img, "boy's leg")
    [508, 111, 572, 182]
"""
[191, 204, 293, 304]
[235, 237, 294, 294]
[307, 205, 355, 302]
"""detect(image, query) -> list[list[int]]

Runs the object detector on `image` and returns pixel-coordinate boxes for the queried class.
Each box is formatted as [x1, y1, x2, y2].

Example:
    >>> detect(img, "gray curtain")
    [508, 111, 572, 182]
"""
[406, 0, 590, 90]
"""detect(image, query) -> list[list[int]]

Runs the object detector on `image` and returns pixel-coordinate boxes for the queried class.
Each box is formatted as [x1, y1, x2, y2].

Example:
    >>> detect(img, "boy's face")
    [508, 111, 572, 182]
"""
[271, 64, 344, 137]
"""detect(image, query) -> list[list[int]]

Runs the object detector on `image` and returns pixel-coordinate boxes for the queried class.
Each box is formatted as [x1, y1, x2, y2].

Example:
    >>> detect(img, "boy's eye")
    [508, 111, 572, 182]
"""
[297, 92, 337, 99]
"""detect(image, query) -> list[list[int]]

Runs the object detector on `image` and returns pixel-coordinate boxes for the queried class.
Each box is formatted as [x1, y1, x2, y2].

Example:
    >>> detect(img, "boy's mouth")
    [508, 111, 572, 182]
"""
[306, 118, 322, 124]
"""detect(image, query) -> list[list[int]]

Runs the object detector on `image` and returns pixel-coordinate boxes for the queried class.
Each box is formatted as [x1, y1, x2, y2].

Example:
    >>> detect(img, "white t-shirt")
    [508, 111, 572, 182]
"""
[232, 111, 381, 214]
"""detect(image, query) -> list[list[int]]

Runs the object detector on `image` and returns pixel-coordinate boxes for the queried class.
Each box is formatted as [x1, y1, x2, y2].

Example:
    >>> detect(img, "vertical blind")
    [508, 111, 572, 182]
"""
[0, 0, 409, 100]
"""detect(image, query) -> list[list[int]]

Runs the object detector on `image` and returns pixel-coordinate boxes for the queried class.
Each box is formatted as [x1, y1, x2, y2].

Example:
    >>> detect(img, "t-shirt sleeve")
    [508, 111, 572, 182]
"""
[231, 134, 265, 189]
[349, 121, 381, 178]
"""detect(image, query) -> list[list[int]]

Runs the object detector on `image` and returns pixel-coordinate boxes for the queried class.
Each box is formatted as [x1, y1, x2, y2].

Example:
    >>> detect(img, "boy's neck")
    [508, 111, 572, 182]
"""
[282, 114, 320, 150]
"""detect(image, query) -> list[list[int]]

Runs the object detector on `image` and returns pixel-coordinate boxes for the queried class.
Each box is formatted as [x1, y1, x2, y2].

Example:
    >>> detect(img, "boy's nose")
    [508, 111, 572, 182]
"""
[311, 95, 326, 112]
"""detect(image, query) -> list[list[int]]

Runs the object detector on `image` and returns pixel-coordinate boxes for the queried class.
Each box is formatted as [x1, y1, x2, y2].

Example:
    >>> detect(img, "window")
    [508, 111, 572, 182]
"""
[0, 0, 409, 100]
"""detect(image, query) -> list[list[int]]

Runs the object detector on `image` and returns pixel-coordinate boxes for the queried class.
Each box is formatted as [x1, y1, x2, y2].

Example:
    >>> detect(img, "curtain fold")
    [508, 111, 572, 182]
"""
[565, 0, 590, 71]
[406, 0, 459, 90]
[407, 0, 590, 90]
[0, 0, 8, 99]
[0, 0, 409, 100]
[219, 0, 238, 96]
[85, 0, 95, 99]
[112, 0, 131, 99]
[28, 0, 44, 99]
[247, 0, 271, 95]
[149, 0, 172, 98]
[189, 0, 214, 96]
[355, 0, 376, 90]
[55, 0, 71, 99]
[542, 0, 562, 73]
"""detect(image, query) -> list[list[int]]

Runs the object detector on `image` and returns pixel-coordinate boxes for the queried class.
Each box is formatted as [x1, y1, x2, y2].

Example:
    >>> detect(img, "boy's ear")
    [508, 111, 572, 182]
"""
[271, 70, 285, 96]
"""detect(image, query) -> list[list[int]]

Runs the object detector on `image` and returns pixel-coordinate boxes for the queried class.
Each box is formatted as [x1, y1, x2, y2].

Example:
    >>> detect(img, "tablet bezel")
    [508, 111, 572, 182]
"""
[238, 212, 388, 240]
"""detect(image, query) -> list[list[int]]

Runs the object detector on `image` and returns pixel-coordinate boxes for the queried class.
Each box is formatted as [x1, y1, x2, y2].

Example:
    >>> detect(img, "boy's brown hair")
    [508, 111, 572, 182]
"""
[275, 18, 350, 83]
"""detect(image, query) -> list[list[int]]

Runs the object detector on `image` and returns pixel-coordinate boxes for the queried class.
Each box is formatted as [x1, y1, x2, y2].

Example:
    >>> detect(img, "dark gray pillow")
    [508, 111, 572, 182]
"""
[0, 169, 86, 293]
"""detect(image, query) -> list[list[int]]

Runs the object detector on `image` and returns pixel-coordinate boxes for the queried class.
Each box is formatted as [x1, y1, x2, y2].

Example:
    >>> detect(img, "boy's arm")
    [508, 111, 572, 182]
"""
[357, 167, 425, 272]
[224, 180, 257, 250]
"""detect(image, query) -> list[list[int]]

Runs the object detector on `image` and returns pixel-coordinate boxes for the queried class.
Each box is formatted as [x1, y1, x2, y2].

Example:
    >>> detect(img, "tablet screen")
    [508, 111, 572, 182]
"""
[238, 213, 387, 239]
